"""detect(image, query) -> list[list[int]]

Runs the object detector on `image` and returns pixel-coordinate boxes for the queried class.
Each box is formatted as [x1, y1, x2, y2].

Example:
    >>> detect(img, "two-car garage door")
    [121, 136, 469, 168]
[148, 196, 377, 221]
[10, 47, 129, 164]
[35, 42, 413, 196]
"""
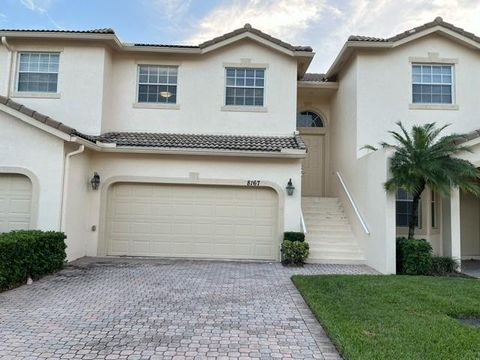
[105, 183, 278, 260]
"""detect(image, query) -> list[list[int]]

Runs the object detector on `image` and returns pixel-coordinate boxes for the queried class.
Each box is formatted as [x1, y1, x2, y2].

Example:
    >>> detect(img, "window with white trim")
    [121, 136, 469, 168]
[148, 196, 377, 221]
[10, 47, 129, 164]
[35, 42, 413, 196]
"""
[412, 64, 453, 104]
[137, 65, 177, 104]
[225, 68, 264, 106]
[396, 189, 421, 227]
[17, 52, 60, 93]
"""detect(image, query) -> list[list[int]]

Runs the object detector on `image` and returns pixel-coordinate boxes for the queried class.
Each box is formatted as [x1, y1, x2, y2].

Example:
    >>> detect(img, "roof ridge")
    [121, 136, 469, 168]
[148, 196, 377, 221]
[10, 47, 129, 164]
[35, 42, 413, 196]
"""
[198, 23, 312, 52]
[348, 16, 480, 45]
[0, 28, 115, 34]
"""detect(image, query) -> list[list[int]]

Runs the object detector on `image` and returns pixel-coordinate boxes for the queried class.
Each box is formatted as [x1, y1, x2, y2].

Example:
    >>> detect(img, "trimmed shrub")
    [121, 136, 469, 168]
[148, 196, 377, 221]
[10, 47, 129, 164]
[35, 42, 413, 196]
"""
[0, 230, 66, 291]
[396, 237, 433, 275]
[281, 240, 309, 266]
[431, 256, 458, 276]
[284, 231, 305, 242]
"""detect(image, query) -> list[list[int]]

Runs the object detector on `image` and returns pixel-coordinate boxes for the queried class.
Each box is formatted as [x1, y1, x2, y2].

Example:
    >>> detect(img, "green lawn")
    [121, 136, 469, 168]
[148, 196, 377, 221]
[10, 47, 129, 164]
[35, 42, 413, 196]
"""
[292, 275, 480, 360]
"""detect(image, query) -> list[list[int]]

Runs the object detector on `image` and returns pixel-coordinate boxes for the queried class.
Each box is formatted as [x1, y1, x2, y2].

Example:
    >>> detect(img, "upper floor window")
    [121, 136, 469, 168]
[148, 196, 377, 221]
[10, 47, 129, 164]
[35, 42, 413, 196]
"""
[225, 68, 264, 107]
[297, 111, 324, 128]
[412, 64, 453, 104]
[138, 65, 177, 104]
[396, 189, 421, 228]
[17, 52, 60, 93]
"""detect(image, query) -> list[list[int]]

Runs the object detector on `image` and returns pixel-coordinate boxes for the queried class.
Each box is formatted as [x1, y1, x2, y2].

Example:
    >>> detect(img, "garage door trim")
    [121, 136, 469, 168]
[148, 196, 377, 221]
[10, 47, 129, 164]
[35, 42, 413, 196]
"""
[0, 167, 39, 229]
[97, 176, 285, 260]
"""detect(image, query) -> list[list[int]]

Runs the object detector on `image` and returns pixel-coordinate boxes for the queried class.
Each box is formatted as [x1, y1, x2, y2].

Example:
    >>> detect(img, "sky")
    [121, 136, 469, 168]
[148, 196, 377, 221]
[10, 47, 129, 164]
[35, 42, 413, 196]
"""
[1, 0, 480, 72]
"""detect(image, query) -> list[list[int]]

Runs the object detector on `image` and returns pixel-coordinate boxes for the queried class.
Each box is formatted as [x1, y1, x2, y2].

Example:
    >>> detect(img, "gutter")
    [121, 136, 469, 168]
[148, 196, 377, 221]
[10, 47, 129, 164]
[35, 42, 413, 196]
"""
[72, 138, 307, 159]
[60, 145, 85, 232]
[1, 37, 14, 97]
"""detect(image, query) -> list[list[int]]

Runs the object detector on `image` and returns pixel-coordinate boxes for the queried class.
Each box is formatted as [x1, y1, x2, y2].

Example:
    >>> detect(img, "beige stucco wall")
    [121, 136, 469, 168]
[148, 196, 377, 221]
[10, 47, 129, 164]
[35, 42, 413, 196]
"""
[0, 111, 64, 231]
[356, 34, 480, 157]
[102, 40, 298, 136]
[63, 148, 95, 260]
[460, 191, 480, 258]
[0, 40, 108, 135]
[328, 57, 397, 273]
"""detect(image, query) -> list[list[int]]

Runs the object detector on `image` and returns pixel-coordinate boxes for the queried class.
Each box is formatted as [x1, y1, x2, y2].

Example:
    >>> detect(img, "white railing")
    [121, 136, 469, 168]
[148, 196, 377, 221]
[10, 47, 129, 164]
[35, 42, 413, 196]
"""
[336, 171, 370, 235]
[300, 211, 307, 234]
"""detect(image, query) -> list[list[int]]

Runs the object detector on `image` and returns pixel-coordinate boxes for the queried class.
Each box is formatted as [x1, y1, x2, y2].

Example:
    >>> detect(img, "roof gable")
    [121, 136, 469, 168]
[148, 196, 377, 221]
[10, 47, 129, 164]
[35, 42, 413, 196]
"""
[327, 17, 480, 78]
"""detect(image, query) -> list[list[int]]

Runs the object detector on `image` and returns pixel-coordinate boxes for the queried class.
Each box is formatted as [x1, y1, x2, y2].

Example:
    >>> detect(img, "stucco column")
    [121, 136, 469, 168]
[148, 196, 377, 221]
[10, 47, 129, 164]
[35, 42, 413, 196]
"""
[450, 187, 461, 270]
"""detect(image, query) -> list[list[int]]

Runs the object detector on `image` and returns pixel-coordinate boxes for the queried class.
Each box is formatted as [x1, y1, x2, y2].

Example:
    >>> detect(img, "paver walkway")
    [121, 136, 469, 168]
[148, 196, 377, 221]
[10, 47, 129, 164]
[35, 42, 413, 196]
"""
[0, 258, 377, 359]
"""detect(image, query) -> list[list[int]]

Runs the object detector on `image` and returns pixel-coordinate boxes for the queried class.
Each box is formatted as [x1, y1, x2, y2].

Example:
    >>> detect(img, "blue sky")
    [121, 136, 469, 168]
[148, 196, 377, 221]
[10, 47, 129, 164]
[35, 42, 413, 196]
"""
[1, 0, 480, 72]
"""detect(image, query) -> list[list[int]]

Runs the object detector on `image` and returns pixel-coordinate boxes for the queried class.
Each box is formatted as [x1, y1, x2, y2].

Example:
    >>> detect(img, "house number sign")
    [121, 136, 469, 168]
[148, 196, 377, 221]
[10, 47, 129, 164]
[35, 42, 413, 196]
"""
[246, 180, 261, 187]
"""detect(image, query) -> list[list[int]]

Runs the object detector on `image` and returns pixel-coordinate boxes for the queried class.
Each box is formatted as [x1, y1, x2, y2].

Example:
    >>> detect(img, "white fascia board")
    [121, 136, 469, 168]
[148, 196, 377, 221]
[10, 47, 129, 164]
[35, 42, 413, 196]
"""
[91, 145, 306, 158]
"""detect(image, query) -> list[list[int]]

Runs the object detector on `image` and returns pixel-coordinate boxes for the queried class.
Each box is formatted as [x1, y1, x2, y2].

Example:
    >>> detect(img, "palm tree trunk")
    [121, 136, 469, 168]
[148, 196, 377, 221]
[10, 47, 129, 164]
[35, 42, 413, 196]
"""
[408, 185, 425, 239]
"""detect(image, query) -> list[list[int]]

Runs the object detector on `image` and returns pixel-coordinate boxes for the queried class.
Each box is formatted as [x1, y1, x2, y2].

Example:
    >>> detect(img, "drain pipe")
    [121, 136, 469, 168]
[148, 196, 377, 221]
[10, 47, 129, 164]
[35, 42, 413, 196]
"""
[60, 145, 85, 232]
[1, 37, 14, 97]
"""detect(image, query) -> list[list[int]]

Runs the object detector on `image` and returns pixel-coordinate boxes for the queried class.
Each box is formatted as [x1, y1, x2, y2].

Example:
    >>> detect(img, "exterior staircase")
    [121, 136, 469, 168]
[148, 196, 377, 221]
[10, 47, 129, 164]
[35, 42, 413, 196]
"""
[302, 197, 366, 264]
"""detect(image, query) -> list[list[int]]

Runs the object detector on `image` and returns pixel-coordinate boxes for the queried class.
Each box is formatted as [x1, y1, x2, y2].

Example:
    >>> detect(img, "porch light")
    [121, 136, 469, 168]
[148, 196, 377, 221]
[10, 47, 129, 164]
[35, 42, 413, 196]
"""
[286, 178, 295, 196]
[159, 91, 172, 98]
[90, 172, 100, 190]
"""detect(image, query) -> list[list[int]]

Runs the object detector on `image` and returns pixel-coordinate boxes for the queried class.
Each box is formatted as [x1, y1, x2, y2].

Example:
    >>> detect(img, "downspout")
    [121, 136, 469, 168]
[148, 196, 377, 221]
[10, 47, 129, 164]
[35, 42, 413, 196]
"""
[60, 145, 85, 232]
[1, 36, 14, 97]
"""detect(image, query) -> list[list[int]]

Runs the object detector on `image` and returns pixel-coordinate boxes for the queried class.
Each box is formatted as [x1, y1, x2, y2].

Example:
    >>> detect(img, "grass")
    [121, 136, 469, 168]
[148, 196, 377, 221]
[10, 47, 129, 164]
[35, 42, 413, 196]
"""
[292, 275, 480, 360]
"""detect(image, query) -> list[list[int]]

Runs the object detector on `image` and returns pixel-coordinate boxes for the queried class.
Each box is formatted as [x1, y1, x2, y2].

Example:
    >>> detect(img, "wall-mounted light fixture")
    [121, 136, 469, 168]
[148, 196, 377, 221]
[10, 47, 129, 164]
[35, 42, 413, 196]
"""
[90, 172, 100, 190]
[286, 178, 295, 196]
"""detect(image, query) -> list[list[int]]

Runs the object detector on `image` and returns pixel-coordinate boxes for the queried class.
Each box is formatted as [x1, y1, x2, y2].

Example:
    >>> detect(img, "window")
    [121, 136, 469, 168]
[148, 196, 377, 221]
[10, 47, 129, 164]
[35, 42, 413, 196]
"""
[412, 64, 453, 104]
[17, 52, 60, 93]
[297, 111, 324, 127]
[138, 65, 177, 104]
[396, 189, 421, 227]
[225, 68, 264, 106]
[431, 190, 437, 228]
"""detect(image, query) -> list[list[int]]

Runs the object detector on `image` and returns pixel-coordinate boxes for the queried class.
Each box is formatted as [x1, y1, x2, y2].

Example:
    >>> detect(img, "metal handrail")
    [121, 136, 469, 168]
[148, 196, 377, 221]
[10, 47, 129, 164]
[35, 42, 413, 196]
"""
[300, 211, 307, 234]
[336, 171, 370, 235]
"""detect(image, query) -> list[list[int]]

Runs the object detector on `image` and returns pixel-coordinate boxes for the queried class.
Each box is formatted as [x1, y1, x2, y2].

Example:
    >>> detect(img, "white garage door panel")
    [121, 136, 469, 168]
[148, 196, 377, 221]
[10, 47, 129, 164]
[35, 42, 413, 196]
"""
[0, 174, 32, 232]
[106, 183, 278, 260]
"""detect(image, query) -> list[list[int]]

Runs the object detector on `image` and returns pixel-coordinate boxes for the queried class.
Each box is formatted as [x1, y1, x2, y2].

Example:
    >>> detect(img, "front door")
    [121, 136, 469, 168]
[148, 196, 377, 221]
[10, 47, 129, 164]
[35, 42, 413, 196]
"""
[300, 131, 326, 196]
[297, 111, 327, 197]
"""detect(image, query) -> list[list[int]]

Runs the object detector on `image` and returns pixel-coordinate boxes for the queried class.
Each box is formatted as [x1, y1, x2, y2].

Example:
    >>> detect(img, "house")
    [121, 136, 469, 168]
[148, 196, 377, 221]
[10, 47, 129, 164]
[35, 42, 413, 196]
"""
[0, 17, 479, 274]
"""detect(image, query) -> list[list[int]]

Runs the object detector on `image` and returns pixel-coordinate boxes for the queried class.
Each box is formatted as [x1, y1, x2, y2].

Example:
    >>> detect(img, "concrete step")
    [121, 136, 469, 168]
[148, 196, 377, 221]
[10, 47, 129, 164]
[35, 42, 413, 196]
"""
[302, 196, 365, 265]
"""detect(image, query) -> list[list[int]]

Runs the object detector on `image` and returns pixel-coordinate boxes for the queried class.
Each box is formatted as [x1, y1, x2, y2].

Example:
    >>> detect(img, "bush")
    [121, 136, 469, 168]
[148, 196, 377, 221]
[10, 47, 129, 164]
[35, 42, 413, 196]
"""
[396, 237, 433, 275]
[431, 256, 458, 276]
[284, 231, 305, 242]
[0, 230, 66, 291]
[281, 240, 309, 266]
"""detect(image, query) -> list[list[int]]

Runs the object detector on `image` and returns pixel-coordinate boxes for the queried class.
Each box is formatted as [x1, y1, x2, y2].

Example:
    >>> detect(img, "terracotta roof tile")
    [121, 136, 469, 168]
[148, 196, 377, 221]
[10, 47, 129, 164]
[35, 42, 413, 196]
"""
[0, 28, 115, 34]
[198, 24, 312, 52]
[348, 17, 480, 45]
[95, 132, 306, 152]
[300, 73, 327, 82]
[0, 95, 305, 153]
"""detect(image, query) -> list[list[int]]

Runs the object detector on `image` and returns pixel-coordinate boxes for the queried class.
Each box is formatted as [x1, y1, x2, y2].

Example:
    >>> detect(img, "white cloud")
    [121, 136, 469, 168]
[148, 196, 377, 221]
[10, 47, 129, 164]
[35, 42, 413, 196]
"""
[174, 0, 480, 72]
[309, 0, 480, 71]
[186, 0, 339, 45]
[19, 0, 53, 13]
[147, 0, 192, 21]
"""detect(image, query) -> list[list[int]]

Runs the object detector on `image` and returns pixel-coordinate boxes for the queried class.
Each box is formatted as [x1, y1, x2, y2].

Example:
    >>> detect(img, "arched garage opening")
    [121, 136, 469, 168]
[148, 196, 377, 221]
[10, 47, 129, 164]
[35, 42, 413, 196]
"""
[0, 173, 33, 232]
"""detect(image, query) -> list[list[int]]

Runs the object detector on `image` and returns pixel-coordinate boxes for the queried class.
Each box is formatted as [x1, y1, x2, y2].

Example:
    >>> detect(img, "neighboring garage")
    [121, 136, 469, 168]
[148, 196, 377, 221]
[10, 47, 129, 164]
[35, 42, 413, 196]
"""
[0, 174, 32, 232]
[105, 182, 279, 260]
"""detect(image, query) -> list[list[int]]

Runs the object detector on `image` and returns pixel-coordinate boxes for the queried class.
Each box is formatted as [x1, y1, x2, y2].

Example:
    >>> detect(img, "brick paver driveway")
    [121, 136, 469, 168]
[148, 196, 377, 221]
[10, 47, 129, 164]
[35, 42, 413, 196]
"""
[0, 258, 376, 359]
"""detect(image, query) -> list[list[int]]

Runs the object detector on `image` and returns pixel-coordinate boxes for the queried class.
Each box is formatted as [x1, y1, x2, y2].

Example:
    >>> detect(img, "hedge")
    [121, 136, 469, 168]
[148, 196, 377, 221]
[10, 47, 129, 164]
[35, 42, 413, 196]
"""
[396, 237, 433, 275]
[284, 231, 305, 242]
[0, 230, 67, 291]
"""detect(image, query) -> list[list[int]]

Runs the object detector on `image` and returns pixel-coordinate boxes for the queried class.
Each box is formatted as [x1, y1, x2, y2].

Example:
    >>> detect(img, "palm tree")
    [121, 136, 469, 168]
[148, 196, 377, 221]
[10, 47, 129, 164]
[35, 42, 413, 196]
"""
[365, 122, 480, 239]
